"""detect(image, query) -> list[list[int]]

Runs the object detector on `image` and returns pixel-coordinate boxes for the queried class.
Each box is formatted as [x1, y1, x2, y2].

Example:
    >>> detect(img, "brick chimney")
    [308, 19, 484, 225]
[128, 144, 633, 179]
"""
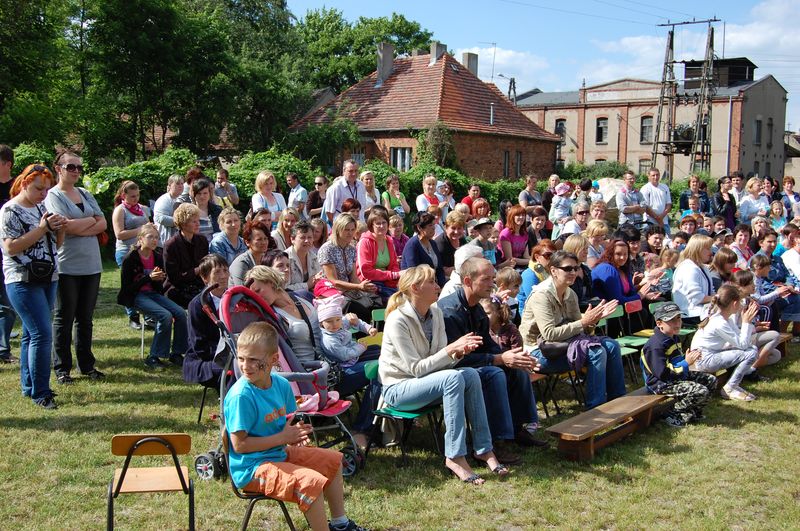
[461, 52, 478, 76]
[429, 41, 447, 65]
[376, 42, 394, 88]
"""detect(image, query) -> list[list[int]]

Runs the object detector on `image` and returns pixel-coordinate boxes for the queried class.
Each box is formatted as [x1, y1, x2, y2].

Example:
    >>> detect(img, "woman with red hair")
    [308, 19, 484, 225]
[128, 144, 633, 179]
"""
[498, 204, 531, 269]
[1, 164, 67, 409]
[471, 197, 490, 219]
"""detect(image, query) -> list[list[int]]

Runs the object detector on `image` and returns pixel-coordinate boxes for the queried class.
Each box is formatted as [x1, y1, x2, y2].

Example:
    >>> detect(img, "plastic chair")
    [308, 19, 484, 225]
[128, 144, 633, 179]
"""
[362, 360, 443, 466]
[107, 433, 194, 531]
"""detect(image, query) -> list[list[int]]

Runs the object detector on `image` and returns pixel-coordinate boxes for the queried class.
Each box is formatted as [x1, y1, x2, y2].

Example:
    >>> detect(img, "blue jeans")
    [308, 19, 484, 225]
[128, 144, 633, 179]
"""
[532, 337, 627, 409]
[7, 281, 57, 402]
[372, 281, 397, 300]
[475, 365, 539, 441]
[115, 249, 135, 319]
[133, 291, 188, 359]
[336, 359, 381, 434]
[383, 367, 492, 459]
[0, 266, 17, 359]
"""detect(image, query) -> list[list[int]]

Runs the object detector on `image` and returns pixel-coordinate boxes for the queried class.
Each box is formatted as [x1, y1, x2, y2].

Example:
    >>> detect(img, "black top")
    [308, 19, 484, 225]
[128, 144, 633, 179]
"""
[437, 287, 501, 368]
[433, 233, 466, 270]
[306, 190, 324, 218]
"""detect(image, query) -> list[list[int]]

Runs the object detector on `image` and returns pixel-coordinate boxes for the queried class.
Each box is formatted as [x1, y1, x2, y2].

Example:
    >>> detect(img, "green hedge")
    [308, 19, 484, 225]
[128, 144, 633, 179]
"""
[11, 143, 53, 174]
[82, 148, 197, 211]
[227, 147, 323, 211]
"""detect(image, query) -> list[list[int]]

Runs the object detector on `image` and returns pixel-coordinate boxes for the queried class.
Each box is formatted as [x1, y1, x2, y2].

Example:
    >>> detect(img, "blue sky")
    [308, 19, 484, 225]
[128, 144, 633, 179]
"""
[288, 0, 800, 131]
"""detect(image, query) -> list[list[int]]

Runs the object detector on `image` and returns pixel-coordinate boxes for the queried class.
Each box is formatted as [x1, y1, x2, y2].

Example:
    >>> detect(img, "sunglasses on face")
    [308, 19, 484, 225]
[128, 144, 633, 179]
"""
[314, 182, 324, 186]
[555, 265, 580, 273]
[61, 163, 83, 173]
[541, 252, 554, 258]
[577, 211, 589, 215]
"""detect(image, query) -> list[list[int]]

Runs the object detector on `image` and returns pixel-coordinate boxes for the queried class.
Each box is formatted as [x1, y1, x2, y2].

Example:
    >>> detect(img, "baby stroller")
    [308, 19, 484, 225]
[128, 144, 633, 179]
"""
[193, 285, 362, 482]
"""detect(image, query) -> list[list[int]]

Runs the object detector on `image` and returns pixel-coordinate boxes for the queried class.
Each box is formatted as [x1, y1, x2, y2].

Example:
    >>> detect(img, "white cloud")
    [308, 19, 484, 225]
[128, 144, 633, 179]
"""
[572, 0, 800, 130]
[454, 46, 549, 96]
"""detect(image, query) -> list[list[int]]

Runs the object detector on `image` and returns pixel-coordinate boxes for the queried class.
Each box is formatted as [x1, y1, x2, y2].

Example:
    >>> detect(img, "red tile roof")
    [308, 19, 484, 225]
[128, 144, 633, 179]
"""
[291, 53, 560, 142]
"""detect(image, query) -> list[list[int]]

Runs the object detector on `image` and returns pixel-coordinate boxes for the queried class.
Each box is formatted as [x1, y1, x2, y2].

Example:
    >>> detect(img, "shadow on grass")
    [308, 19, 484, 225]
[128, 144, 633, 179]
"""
[0, 413, 200, 433]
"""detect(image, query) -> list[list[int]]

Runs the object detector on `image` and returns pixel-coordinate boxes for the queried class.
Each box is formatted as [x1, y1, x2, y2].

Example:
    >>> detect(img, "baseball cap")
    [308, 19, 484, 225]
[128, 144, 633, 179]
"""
[653, 302, 682, 322]
[473, 217, 493, 229]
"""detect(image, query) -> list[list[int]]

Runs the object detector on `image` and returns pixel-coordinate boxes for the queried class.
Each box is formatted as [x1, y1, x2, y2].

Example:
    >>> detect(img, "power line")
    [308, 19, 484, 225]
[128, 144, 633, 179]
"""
[588, 0, 669, 20]
[610, 0, 694, 17]
[497, 0, 654, 26]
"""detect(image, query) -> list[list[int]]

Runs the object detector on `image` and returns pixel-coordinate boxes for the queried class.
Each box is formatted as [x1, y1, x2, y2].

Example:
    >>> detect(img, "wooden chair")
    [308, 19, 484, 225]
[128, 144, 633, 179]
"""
[107, 433, 194, 531]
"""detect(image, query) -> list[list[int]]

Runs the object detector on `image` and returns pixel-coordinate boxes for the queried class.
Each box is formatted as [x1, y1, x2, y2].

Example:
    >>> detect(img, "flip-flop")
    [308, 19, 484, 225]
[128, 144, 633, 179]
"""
[448, 468, 484, 485]
[489, 463, 510, 478]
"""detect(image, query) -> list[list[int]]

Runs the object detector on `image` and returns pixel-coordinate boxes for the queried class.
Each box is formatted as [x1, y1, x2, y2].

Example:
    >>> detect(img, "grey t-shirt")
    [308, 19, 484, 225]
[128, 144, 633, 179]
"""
[0, 202, 58, 283]
[44, 187, 103, 275]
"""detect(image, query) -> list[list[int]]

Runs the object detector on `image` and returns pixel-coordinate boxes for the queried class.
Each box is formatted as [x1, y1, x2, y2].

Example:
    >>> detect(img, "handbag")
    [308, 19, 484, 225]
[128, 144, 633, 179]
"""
[9, 205, 56, 284]
[537, 339, 570, 360]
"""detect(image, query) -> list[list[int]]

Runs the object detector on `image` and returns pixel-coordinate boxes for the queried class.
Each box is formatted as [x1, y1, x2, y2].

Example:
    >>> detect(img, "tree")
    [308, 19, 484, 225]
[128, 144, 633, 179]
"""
[296, 9, 432, 93]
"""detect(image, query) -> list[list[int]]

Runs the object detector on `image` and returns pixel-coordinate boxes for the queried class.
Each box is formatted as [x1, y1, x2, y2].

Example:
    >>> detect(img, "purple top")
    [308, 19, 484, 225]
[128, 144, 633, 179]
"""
[499, 228, 528, 258]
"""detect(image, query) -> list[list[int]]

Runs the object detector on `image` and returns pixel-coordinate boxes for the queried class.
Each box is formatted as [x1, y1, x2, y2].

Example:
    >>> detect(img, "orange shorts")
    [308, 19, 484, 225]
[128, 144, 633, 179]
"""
[243, 446, 342, 512]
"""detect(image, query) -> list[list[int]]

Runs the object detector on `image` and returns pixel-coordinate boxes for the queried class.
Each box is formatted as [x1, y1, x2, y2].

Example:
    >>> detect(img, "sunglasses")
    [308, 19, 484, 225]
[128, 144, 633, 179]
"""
[61, 163, 83, 173]
[555, 265, 580, 273]
[314, 182, 325, 186]
[541, 252, 554, 258]
[21, 164, 49, 179]
[576, 211, 589, 215]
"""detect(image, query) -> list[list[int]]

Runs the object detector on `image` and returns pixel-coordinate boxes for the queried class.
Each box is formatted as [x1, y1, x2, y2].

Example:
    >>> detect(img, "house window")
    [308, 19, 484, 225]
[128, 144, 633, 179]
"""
[640, 116, 653, 144]
[389, 147, 413, 172]
[638, 159, 652, 175]
[503, 151, 510, 178]
[754, 161, 760, 175]
[350, 146, 365, 166]
[754, 119, 762, 145]
[596, 118, 608, 144]
[768, 117, 774, 147]
[515, 151, 522, 178]
[554, 119, 566, 145]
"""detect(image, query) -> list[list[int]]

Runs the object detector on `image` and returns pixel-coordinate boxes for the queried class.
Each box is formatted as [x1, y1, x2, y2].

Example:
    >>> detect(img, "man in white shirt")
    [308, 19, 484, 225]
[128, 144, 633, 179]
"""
[154, 174, 185, 245]
[640, 168, 672, 233]
[323, 159, 367, 224]
[730, 172, 746, 204]
[285, 172, 308, 218]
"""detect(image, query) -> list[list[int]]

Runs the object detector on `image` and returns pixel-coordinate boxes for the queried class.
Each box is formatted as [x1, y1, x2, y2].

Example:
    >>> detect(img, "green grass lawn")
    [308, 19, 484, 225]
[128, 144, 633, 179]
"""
[2, 262, 800, 530]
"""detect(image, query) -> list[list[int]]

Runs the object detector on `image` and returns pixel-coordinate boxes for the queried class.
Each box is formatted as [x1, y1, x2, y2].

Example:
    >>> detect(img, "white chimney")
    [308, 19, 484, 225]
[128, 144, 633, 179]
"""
[376, 42, 394, 88]
[429, 41, 447, 65]
[462, 52, 478, 76]
[490, 103, 495, 126]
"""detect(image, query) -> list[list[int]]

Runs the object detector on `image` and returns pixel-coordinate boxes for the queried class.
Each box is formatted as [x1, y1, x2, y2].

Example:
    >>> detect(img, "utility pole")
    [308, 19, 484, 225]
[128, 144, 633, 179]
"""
[651, 18, 720, 183]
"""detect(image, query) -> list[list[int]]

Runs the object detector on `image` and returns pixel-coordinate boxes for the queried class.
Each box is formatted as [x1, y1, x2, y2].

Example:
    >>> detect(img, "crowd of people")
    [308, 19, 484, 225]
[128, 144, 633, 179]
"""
[2, 145, 799, 526]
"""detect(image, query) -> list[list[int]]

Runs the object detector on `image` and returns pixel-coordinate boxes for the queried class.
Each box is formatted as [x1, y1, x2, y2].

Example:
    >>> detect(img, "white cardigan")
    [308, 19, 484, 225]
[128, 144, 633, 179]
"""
[378, 301, 457, 387]
[690, 313, 755, 354]
[672, 259, 714, 318]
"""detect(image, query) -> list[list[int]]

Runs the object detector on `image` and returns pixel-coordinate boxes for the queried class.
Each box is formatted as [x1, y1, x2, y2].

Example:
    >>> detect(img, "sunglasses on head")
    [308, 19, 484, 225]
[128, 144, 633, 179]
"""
[555, 265, 580, 273]
[21, 164, 49, 179]
[60, 163, 83, 173]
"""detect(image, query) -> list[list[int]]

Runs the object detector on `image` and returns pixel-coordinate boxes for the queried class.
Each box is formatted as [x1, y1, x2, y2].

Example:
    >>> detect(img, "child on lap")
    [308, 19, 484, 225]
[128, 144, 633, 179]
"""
[224, 322, 369, 531]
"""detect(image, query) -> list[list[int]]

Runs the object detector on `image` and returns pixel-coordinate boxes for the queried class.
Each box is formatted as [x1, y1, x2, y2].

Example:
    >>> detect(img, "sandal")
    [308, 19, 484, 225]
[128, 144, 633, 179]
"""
[473, 452, 510, 478]
[450, 470, 484, 485]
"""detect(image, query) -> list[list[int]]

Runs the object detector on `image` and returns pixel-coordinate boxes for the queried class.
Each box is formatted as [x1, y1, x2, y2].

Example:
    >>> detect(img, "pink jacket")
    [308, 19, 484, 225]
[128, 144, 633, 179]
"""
[356, 231, 400, 287]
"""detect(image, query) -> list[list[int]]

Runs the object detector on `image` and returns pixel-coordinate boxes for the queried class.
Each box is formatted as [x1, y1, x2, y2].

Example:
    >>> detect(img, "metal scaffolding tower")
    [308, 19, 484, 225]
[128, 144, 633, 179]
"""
[651, 19, 719, 183]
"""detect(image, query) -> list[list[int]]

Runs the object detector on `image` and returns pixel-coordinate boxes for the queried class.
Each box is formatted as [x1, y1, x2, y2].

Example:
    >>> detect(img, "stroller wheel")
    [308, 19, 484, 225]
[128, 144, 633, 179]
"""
[194, 453, 216, 481]
[340, 447, 360, 478]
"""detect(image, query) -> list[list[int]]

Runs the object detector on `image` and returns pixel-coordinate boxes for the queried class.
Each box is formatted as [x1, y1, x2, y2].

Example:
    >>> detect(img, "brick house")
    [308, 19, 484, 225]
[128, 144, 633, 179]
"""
[290, 42, 560, 181]
[517, 58, 787, 180]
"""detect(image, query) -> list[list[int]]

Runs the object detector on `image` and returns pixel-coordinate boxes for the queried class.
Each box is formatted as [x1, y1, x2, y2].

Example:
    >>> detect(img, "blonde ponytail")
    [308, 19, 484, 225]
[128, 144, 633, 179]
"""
[385, 265, 436, 317]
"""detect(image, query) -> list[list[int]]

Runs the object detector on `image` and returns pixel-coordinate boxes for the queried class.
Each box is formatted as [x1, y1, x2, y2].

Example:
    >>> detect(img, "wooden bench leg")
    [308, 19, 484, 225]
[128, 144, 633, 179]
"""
[555, 437, 595, 462]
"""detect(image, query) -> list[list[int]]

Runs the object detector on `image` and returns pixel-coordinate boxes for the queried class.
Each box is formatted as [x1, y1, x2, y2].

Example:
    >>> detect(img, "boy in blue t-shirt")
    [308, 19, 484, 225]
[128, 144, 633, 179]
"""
[224, 322, 369, 531]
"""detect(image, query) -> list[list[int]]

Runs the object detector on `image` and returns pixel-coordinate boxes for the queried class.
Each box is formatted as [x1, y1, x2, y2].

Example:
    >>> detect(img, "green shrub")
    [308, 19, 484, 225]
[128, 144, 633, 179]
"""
[11, 142, 53, 175]
[82, 147, 197, 211]
[227, 147, 323, 210]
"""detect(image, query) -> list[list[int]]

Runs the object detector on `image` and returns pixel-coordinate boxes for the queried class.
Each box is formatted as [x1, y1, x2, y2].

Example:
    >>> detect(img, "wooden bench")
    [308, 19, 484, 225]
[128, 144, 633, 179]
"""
[777, 332, 792, 358]
[545, 393, 667, 462]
